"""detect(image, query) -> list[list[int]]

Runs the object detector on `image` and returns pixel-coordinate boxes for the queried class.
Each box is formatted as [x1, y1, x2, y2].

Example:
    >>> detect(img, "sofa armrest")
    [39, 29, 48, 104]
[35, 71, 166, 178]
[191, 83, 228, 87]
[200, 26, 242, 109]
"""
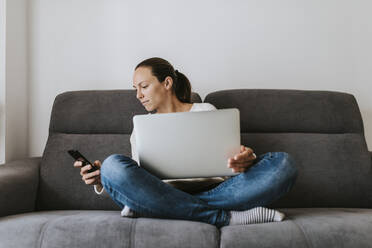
[0, 157, 41, 217]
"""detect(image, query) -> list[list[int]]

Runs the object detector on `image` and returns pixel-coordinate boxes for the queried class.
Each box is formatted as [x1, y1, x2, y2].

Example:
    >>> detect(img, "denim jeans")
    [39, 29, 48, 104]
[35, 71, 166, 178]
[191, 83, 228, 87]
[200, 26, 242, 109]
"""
[100, 152, 298, 227]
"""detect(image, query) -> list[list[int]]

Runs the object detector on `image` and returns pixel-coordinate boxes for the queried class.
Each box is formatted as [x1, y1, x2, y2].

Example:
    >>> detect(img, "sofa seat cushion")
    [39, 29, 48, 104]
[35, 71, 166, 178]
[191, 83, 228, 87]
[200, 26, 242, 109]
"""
[0, 210, 219, 248]
[221, 208, 372, 248]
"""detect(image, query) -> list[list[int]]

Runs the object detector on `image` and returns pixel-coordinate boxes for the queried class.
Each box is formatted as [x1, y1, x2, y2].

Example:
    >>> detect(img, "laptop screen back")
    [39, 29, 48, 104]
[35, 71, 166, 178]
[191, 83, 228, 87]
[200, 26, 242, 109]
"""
[133, 108, 241, 179]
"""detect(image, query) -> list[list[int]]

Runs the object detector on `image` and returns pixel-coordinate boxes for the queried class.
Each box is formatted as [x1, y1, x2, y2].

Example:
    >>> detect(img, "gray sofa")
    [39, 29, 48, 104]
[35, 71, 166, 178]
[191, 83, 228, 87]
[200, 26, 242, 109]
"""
[1, 89, 372, 248]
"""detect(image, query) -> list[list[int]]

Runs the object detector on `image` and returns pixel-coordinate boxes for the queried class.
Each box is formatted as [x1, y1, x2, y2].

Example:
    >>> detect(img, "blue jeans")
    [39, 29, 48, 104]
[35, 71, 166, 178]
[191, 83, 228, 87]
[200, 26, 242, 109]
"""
[100, 152, 298, 227]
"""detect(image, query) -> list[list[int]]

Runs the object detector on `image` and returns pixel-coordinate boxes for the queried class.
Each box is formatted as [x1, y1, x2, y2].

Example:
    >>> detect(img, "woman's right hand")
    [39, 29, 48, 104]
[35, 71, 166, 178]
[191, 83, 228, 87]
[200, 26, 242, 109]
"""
[73, 160, 102, 188]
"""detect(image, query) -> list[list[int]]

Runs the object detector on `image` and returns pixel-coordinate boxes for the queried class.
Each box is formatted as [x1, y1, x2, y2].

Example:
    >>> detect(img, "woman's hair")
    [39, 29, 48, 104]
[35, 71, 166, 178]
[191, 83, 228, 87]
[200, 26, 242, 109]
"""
[135, 57, 192, 103]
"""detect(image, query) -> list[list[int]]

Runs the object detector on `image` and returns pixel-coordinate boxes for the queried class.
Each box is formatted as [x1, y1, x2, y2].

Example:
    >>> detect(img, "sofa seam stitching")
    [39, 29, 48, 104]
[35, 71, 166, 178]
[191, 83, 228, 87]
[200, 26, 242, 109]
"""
[128, 218, 137, 248]
[37, 212, 84, 248]
[288, 217, 313, 248]
[36, 219, 50, 248]
[216, 227, 221, 248]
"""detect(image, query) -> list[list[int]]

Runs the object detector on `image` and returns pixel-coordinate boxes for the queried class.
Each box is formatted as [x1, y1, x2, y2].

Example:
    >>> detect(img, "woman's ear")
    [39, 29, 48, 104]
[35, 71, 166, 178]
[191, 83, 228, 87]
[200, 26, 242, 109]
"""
[164, 76, 173, 90]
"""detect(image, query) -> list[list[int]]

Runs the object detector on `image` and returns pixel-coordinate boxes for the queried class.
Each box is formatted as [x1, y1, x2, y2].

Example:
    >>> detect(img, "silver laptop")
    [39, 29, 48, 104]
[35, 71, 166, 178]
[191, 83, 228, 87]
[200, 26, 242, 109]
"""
[133, 108, 241, 179]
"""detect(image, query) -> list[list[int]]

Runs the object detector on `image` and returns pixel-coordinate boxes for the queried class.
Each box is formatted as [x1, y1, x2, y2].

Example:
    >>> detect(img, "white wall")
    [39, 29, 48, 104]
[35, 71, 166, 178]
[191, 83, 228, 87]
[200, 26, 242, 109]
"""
[24, 0, 372, 156]
[0, 0, 5, 163]
[6, 0, 29, 162]
[0, 0, 28, 163]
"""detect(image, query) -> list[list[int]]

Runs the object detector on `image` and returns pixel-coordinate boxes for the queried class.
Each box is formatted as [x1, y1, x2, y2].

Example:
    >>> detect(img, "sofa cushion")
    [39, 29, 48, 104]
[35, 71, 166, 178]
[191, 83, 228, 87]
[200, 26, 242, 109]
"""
[242, 133, 372, 208]
[0, 210, 219, 248]
[0, 157, 41, 217]
[220, 208, 372, 248]
[205, 90, 372, 208]
[38, 133, 128, 211]
[2, 209, 372, 248]
[48, 90, 202, 134]
[37, 90, 202, 210]
[205, 89, 363, 133]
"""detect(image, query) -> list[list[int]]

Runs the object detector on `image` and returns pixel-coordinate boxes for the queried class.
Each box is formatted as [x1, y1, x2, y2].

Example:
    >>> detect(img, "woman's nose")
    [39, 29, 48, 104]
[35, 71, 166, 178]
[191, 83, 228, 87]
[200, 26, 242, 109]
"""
[136, 90, 143, 99]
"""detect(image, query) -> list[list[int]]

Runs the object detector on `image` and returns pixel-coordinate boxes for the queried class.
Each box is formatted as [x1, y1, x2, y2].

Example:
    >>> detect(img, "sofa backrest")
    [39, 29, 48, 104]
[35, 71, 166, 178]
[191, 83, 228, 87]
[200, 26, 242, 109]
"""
[205, 89, 372, 208]
[36, 90, 202, 210]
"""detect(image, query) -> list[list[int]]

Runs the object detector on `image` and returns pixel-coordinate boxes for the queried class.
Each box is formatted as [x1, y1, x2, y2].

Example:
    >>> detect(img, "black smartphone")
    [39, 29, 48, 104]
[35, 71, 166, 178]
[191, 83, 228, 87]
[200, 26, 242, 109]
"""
[68, 149, 98, 173]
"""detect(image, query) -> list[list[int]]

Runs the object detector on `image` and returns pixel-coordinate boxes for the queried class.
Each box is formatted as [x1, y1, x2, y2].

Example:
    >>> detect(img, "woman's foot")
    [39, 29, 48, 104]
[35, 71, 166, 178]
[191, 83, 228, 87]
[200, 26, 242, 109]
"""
[121, 206, 139, 218]
[228, 206, 285, 225]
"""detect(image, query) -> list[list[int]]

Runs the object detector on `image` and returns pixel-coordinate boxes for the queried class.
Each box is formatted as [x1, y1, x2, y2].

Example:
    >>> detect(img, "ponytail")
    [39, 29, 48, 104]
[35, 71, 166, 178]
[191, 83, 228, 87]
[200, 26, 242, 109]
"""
[173, 70, 192, 103]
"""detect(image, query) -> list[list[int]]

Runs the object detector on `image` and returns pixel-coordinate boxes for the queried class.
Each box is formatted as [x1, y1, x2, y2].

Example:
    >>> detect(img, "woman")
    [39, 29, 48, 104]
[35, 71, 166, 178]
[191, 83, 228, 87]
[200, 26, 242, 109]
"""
[74, 57, 298, 227]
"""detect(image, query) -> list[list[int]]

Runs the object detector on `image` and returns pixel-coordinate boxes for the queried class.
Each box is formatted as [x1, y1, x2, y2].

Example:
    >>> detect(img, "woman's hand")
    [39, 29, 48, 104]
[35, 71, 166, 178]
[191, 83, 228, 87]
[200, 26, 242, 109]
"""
[73, 160, 102, 188]
[227, 146, 257, 173]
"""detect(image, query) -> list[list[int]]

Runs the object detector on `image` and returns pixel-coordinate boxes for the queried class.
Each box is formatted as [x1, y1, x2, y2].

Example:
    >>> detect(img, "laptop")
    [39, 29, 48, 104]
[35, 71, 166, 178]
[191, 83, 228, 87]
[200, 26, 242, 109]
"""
[133, 108, 241, 179]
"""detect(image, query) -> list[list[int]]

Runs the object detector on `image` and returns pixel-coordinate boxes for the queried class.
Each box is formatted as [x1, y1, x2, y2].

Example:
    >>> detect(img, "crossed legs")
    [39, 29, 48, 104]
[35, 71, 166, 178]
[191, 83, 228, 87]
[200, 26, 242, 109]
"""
[100, 152, 297, 227]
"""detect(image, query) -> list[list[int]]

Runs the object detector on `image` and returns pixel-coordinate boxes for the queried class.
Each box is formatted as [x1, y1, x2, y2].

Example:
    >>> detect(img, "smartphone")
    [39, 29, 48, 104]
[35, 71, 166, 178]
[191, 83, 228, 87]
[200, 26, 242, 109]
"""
[68, 149, 98, 173]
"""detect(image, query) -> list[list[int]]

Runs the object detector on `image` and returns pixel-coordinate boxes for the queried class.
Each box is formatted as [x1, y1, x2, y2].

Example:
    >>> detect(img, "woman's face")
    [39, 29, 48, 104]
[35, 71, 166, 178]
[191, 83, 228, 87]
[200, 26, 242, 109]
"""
[133, 66, 169, 112]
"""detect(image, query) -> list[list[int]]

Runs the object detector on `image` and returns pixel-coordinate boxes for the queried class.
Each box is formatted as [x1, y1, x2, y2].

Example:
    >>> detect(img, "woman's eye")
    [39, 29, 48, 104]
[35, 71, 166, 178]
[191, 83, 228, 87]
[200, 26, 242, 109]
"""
[143, 86, 148, 88]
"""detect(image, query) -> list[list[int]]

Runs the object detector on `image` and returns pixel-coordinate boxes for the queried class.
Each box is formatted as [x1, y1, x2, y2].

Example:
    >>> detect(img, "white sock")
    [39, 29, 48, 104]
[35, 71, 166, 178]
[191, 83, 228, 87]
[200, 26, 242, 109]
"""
[229, 206, 285, 225]
[121, 206, 139, 218]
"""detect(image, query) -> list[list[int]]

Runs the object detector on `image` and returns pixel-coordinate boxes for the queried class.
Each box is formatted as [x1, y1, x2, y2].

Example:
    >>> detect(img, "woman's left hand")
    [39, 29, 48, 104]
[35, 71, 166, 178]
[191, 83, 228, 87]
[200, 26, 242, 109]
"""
[227, 146, 257, 173]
